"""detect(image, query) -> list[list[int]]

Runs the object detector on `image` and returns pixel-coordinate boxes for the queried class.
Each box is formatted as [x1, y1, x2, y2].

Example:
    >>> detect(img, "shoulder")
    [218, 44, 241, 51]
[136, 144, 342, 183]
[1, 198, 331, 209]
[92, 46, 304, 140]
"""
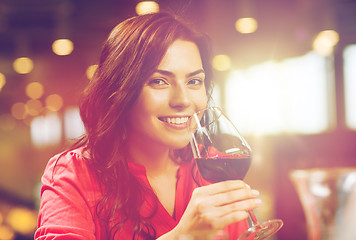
[39, 147, 101, 212]
[42, 147, 97, 188]
[37, 148, 101, 239]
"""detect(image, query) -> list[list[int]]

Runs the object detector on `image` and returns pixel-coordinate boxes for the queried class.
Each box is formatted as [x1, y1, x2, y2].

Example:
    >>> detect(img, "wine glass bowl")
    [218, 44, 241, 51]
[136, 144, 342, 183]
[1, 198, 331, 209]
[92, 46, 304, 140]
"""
[189, 107, 283, 240]
[189, 107, 252, 182]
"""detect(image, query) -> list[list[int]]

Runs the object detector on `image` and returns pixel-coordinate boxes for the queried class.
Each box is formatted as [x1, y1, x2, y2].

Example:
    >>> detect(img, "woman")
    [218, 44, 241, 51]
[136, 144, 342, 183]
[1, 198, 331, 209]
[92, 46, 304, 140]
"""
[35, 12, 261, 240]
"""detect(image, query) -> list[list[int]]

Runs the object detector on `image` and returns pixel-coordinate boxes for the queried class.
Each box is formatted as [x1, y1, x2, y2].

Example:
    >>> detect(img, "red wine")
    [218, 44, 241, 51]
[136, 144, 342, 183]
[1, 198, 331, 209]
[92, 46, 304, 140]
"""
[196, 156, 251, 183]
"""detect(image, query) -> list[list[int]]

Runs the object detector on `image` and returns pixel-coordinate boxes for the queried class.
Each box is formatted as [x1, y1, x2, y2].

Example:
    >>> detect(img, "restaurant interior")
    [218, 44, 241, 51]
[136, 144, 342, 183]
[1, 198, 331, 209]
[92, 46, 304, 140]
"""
[0, 0, 356, 239]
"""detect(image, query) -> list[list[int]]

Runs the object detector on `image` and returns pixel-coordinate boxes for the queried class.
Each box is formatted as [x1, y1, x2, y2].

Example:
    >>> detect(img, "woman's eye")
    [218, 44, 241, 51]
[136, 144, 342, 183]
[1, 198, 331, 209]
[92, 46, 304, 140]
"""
[188, 78, 203, 86]
[147, 78, 168, 87]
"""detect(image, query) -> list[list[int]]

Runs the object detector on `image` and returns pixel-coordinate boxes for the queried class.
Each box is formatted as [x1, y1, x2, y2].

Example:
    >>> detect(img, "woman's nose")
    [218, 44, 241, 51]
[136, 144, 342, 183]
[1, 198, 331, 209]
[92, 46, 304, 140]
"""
[169, 84, 191, 109]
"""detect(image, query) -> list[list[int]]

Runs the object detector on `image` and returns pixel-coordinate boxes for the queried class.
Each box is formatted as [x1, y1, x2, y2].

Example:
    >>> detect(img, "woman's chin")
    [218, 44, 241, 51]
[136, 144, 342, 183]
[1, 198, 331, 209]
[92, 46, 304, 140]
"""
[165, 136, 190, 150]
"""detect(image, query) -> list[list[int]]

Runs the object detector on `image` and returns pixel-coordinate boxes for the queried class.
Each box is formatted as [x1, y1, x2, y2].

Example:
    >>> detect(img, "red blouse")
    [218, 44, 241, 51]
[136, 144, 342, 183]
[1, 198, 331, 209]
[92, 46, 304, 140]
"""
[35, 148, 248, 239]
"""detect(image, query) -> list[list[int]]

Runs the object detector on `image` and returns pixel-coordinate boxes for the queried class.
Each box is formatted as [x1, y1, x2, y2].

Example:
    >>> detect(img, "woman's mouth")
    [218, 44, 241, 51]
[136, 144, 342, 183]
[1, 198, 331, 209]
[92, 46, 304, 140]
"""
[159, 116, 190, 125]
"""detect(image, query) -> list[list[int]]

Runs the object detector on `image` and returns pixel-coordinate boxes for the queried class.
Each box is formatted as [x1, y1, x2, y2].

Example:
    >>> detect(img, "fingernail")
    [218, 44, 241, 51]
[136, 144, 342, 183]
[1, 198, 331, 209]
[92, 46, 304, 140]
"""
[252, 190, 260, 196]
[255, 198, 262, 204]
[246, 184, 251, 189]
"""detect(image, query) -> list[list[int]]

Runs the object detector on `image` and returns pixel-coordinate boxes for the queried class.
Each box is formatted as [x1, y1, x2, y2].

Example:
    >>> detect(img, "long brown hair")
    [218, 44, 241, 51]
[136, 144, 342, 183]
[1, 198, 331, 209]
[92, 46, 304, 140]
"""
[75, 12, 213, 239]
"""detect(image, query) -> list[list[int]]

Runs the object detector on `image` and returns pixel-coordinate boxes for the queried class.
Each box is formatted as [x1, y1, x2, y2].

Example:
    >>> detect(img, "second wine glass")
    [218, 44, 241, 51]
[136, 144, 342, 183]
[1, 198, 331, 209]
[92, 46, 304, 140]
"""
[189, 106, 283, 240]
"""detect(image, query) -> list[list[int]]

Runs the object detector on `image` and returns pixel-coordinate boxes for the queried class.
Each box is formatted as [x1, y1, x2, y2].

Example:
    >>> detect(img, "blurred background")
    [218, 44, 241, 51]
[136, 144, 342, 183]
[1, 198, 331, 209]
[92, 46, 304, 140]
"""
[0, 0, 355, 239]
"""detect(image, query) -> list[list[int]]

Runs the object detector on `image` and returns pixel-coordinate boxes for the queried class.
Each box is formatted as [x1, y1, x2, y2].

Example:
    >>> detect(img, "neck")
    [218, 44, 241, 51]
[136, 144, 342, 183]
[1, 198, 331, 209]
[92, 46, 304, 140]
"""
[126, 135, 179, 176]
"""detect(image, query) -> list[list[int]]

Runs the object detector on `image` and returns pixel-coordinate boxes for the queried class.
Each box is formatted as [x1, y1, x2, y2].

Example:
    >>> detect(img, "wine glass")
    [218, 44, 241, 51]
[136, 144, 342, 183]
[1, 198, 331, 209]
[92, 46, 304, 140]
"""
[189, 106, 283, 240]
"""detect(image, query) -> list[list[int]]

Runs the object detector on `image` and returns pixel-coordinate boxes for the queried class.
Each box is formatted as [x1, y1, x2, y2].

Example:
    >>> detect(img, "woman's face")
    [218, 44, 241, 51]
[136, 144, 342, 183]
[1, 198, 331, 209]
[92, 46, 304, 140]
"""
[128, 39, 208, 150]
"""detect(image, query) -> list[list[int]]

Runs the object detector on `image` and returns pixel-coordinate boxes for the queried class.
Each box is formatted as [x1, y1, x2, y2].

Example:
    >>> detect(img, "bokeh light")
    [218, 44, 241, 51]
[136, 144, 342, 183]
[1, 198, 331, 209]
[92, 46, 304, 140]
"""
[31, 113, 62, 147]
[225, 52, 328, 135]
[46, 94, 63, 111]
[26, 82, 44, 99]
[0, 225, 14, 240]
[11, 102, 27, 120]
[13, 57, 34, 74]
[86, 64, 98, 80]
[0, 73, 6, 92]
[52, 39, 74, 56]
[235, 17, 258, 34]
[343, 44, 356, 130]
[212, 54, 232, 71]
[136, 1, 159, 15]
[64, 107, 86, 140]
[313, 30, 339, 56]
[6, 207, 37, 235]
[26, 99, 43, 116]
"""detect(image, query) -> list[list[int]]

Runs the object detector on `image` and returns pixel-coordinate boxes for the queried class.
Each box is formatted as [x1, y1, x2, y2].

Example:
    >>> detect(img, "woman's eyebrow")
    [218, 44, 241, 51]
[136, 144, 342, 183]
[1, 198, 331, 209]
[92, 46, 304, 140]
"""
[187, 69, 205, 78]
[154, 69, 205, 78]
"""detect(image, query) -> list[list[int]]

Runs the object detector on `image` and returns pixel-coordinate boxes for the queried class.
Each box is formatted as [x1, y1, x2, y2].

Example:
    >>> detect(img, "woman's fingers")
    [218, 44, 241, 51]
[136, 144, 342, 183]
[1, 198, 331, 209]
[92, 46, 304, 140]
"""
[216, 209, 250, 227]
[194, 180, 260, 207]
[187, 197, 261, 230]
[219, 198, 262, 217]
[177, 180, 262, 236]
[200, 191, 262, 224]
[190, 180, 261, 218]
[204, 180, 247, 195]
[211, 187, 260, 206]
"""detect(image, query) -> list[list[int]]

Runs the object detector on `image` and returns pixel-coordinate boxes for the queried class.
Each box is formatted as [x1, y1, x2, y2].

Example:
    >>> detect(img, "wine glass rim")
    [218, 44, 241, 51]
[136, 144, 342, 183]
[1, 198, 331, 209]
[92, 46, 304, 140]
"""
[189, 106, 225, 130]
[194, 106, 223, 114]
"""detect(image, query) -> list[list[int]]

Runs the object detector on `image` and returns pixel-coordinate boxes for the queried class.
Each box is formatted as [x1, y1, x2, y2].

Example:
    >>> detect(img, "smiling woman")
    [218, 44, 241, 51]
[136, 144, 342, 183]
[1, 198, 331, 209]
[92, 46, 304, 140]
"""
[128, 40, 207, 150]
[35, 12, 259, 240]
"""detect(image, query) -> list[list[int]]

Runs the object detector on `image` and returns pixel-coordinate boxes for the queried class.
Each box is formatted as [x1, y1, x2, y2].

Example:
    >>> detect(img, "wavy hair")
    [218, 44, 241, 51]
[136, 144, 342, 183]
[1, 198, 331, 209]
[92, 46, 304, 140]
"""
[74, 12, 213, 239]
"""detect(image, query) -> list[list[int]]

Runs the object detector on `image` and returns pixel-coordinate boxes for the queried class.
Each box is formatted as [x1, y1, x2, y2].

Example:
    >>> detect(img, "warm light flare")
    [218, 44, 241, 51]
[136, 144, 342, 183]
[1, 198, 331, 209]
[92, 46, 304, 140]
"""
[0, 73, 5, 91]
[46, 94, 63, 111]
[235, 17, 258, 34]
[6, 207, 37, 235]
[0, 225, 14, 240]
[26, 99, 43, 116]
[313, 30, 339, 56]
[52, 39, 74, 56]
[13, 57, 34, 74]
[86, 64, 98, 80]
[30, 113, 62, 147]
[212, 54, 232, 71]
[26, 82, 44, 99]
[11, 102, 27, 120]
[343, 44, 356, 130]
[136, 1, 159, 15]
[225, 52, 328, 135]
[64, 107, 86, 140]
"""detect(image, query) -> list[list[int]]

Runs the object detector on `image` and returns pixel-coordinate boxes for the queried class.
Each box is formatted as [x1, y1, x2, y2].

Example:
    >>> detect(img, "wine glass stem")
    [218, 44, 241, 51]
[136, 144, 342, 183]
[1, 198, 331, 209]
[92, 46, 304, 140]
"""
[248, 210, 259, 226]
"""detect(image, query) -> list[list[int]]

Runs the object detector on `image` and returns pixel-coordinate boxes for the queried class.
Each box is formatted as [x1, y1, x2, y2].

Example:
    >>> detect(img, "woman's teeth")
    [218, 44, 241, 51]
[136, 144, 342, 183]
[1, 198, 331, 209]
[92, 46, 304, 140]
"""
[161, 117, 189, 124]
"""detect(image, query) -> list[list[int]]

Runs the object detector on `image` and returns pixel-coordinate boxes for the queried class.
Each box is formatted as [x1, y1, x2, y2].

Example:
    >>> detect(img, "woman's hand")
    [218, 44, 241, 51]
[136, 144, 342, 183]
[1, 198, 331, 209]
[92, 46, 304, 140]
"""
[160, 180, 261, 239]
